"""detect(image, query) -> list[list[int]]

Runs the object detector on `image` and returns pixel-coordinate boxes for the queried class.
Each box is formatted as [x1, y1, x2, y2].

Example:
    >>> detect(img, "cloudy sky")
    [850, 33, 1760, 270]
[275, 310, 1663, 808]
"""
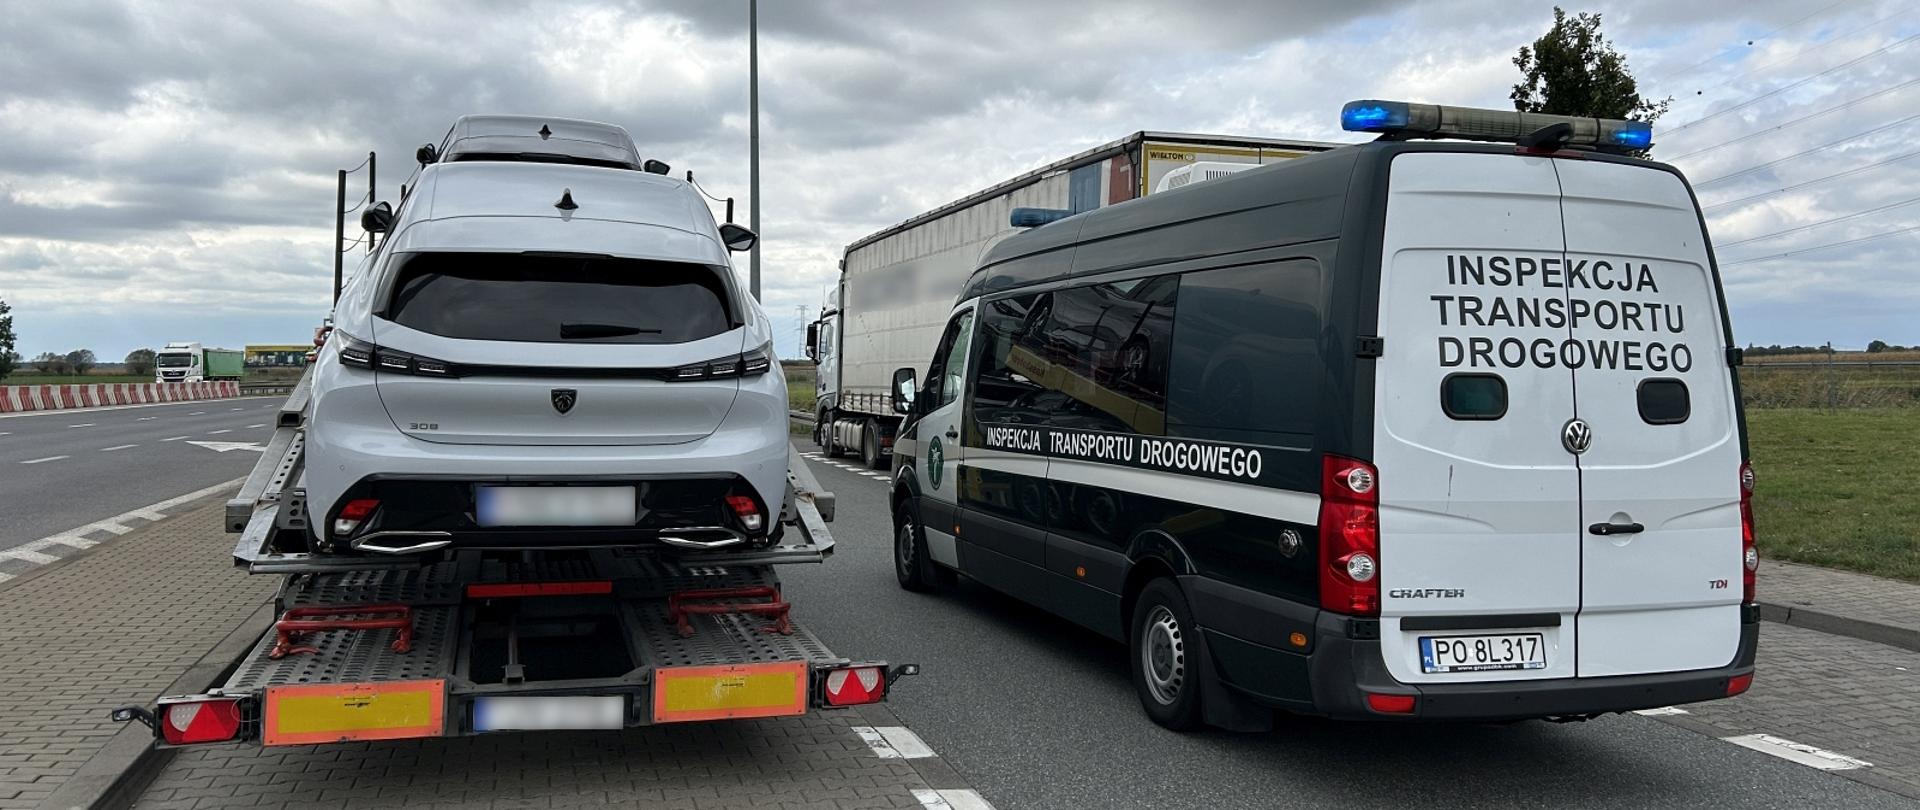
[3, 0, 1916, 362]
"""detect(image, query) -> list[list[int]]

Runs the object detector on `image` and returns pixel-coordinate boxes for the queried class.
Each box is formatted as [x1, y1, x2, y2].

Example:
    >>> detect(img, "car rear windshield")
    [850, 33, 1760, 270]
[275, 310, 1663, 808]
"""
[385, 253, 734, 344]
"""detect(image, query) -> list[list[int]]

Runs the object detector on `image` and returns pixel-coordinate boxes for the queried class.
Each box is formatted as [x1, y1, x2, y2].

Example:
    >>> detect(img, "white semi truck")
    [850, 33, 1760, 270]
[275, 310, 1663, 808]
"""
[155, 341, 245, 383]
[807, 131, 1341, 467]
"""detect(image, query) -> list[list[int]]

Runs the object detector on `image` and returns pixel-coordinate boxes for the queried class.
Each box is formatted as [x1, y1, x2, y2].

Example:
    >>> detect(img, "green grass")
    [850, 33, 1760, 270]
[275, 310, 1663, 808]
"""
[1749, 408, 1920, 582]
[783, 361, 817, 414]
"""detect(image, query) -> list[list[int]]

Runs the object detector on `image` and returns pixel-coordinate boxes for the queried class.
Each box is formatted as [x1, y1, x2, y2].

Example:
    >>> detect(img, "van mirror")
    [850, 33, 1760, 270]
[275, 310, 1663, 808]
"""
[892, 368, 918, 414]
[360, 201, 394, 234]
[718, 223, 758, 253]
[415, 143, 438, 166]
[805, 323, 819, 360]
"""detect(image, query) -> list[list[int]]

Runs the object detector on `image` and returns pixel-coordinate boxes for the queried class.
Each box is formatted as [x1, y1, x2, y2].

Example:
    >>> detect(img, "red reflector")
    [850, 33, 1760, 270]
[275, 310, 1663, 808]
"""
[725, 494, 758, 516]
[466, 581, 613, 599]
[1726, 673, 1753, 697]
[161, 698, 243, 745]
[823, 666, 886, 707]
[1365, 693, 1417, 714]
[339, 498, 380, 521]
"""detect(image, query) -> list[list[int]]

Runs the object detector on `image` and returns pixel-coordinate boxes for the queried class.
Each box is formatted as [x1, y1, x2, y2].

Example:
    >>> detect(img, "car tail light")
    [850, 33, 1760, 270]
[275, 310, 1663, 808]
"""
[334, 332, 457, 377]
[726, 493, 764, 533]
[160, 698, 244, 745]
[1320, 454, 1380, 616]
[1726, 672, 1754, 697]
[334, 498, 380, 538]
[671, 342, 774, 382]
[823, 665, 887, 706]
[1365, 693, 1416, 714]
[1739, 462, 1757, 604]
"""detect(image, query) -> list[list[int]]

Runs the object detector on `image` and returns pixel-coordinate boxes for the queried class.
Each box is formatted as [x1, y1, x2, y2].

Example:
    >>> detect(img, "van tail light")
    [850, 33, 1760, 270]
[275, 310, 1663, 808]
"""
[334, 498, 380, 538]
[1726, 672, 1754, 697]
[1320, 454, 1380, 616]
[726, 493, 765, 533]
[1365, 692, 1416, 715]
[159, 697, 244, 745]
[1739, 462, 1757, 603]
[822, 665, 887, 706]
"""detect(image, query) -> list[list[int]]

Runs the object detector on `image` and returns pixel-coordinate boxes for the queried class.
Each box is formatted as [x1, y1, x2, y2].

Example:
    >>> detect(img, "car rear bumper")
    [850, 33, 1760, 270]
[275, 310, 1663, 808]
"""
[1186, 576, 1759, 722]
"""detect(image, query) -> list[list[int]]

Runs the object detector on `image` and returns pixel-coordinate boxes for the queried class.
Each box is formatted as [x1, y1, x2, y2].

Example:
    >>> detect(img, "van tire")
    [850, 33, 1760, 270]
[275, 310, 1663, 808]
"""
[1130, 578, 1204, 731]
[893, 502, 945, 592]
[861, 420, 885, 469]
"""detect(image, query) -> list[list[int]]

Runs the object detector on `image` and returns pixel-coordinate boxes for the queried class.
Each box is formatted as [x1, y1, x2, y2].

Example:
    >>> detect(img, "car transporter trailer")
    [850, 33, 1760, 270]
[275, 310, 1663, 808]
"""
[112, 370, 913, 748]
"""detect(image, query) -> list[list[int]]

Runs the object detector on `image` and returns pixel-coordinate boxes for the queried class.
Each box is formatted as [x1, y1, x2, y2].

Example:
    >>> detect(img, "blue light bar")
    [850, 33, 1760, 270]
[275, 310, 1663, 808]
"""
[1010, 208, 1073, 228]
[1604, 121, 1653, 149]
[1342, 100, 1410, 132]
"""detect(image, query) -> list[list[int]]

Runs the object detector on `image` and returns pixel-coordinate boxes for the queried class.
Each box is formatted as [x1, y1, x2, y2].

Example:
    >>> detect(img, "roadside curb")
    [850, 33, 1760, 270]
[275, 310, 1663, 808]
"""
[1757, 600, 1920, 654]
[43, 600, 275, 810]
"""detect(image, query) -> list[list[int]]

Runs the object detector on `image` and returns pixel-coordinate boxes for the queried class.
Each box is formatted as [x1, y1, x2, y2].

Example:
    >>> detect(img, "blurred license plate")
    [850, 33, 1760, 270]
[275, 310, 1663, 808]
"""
[1419, 633, 1547, 674]
[473, 695, 625, 732]
[476, 486, 634, 527]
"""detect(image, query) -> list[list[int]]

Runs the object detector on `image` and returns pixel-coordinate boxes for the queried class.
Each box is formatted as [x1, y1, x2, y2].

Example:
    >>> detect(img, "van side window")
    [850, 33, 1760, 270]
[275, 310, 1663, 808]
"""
[924, 309, 975, 408]
[1023, 276, 1179, 435]
[970, 294, 1050, 428]
[1637, 378, 1690, 424]
[1166, 261, 1324, 448]
[1441, 373, 1508, 420]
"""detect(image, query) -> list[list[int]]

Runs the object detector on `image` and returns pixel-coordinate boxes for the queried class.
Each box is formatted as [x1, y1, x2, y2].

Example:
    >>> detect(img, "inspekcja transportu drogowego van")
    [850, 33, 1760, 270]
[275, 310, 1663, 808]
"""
[885, 100, 1758, 730]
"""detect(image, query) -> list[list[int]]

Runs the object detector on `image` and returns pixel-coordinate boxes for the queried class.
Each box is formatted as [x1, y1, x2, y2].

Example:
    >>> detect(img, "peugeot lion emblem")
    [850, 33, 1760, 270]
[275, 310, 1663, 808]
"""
[551, 388, 578, 415]
[1561, 418, 1593, 455]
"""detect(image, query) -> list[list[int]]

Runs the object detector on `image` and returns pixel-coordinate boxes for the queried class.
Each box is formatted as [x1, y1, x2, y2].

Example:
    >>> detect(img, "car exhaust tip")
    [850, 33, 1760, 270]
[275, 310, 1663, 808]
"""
[351, 531, 454, 555]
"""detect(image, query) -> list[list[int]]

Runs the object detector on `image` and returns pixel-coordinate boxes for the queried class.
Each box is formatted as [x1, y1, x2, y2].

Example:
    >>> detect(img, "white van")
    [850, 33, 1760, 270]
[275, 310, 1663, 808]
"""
[885, 101, 1758, 729]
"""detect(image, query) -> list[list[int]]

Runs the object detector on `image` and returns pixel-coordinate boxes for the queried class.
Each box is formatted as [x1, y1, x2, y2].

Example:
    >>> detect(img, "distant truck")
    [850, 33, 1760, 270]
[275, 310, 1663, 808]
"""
[807, 131, 1342, 467]
[155, 342, 244, 383]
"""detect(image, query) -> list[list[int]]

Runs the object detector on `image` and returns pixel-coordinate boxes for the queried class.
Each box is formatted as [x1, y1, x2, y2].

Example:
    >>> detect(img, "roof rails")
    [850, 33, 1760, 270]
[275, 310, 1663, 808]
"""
[1340, 99, 1652, 153]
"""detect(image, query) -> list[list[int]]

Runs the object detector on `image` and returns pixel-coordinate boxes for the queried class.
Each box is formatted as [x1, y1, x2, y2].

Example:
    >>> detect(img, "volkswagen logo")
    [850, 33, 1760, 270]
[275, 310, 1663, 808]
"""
[1561, 418, 1593, 455]
[551, 388, 578, 415]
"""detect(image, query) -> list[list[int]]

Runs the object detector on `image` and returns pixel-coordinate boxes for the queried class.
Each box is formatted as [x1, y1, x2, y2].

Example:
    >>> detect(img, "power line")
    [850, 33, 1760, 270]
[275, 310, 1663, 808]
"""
[1693, 112, 1920, 186]
[1647, 0, 1857, 86]
[1661, 4, 1915, 100]
[1703, 149, 1920, 211]
[1721, 222, 1920, 266]
[1715, 193, 1920, 248]
[1663, 31, 1920, 136]
[1665, 76, 1920, 162]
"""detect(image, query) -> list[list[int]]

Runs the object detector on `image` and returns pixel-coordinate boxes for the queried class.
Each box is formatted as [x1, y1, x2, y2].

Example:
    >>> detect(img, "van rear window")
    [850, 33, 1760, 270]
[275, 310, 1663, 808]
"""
[1637, 378, 1691, 424]
[1441, 373, 1507, 420]
[384, 253, 734, 344]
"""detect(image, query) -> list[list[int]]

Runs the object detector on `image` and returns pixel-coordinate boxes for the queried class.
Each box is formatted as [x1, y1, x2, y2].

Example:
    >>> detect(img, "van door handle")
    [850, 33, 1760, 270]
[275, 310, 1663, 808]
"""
[1588, 521, 1645, 536]
[945, 427, 959, 439]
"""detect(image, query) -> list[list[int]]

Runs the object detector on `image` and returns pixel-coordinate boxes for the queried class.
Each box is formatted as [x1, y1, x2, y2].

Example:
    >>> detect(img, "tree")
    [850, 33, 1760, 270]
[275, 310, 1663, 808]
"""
[125, 347, 157, 376]
[32, 351, 64, 374]
[0, 298, 15, 381]
[1868, 340, 1890, 353]
[65, 348, 96, 376]
[1512, 8, 1671, 142]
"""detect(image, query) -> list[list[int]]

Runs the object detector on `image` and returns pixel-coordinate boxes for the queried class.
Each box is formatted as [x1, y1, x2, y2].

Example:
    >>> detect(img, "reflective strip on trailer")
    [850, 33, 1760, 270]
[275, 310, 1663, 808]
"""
[263, 679, 446, 745]
[653, 661, 807, 723]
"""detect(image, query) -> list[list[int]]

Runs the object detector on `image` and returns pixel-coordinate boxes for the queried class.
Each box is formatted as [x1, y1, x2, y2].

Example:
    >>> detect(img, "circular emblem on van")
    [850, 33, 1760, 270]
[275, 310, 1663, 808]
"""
[927, 436, 945, 490]
[1561, 418, 1593, 455]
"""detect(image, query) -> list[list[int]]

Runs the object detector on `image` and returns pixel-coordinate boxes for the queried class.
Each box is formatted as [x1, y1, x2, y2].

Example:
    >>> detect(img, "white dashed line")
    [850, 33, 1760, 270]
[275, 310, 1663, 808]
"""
[206, 429, 232, 435]
[1723, 734, 1872, 771]
[136, 416, 157, 421]
[1633, 706, 1689, 717]
[0, 477, 245, 573]
[188, 411, 206, 416]
[99, 444, 138, 452]
[913, 789, 996, 810]
[0, 432, 10, 436]
[853, 726, 936, 759]
[161, 435, 189, 442]
[20, 456, 68, 465]
[247, 423, 266, 429]
[68, 423, 95, 428]
[231, 407, 244, 411]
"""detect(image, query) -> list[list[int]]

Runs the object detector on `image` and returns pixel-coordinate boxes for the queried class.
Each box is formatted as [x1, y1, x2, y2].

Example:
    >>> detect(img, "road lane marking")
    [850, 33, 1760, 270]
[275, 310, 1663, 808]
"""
[20, 456, 68, 464]
[161, 435, 189, 441]
[0, 477, 247, 581]
[1634, 707, 1689, 716]
[99, 444, 138, 452]
[188, 411, 206, 415]
[1722, 734, 1872, 770]
[853, 726, 936, 759]
[136, 416, 156, 421]
[0, 432, 9, 436]
[206, 429, 232, 434]
[914, 789, 996, 810]
[0, 547, 59, 564]
[231, 407, 243, 411]
[247, 423, 266, 429]
[68, 423, 95, 428]
[187, 440, 266, 453]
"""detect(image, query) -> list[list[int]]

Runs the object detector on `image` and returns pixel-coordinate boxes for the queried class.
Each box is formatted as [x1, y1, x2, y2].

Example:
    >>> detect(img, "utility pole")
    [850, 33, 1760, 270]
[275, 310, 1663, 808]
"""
[333, 169, 346, 302]
[749, 0, 762, 301]
[367, 151, 377, 253]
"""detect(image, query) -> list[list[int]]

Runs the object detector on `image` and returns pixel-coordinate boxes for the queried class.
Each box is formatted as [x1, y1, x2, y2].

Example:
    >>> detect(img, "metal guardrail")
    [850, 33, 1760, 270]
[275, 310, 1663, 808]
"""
[1744, 360, 1920, 368]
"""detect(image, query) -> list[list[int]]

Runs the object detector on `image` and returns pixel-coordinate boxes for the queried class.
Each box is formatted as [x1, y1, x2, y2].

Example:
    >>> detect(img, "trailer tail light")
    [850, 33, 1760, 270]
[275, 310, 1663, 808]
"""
[823, 665, 886, 706]
[1320, 454, 1381, 616]
[1365, 692, 1416, 715]
[726, 494, 764, 533]
[1739, 462, 1757, 604]
[160, 698, 244, 745]
[334, 498, 380, 538]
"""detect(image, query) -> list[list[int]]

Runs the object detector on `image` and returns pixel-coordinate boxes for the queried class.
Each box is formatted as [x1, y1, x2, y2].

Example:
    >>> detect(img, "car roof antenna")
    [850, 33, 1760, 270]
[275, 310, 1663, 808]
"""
[538, 124, 553, 140]
[554, 189, 578, 210]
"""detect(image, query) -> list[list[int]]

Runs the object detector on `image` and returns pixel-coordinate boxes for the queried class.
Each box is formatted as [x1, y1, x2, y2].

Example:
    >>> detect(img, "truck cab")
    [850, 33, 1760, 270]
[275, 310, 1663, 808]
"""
[155, 341, 204, 383]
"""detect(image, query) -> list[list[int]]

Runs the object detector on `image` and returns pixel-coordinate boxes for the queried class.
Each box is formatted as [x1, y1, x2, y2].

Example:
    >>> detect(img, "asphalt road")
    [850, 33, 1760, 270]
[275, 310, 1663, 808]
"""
[780, 447, 1916, 810]
[0, 397, 285, 552]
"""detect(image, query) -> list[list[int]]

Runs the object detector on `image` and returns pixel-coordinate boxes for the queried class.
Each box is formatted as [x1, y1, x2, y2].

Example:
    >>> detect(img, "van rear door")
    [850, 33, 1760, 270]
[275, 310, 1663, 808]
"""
[1373, 152, 1581, 685]
[1555, 159, 1744, 677]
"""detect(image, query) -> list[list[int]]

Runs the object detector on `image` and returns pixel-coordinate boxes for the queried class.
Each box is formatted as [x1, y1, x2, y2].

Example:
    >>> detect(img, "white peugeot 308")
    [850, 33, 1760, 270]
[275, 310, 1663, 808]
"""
[305, 118, 786, 557]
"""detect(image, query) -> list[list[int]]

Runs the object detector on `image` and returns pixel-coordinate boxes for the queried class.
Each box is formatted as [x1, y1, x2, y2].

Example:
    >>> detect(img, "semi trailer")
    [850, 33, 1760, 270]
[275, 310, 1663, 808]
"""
[156, 342, 245, 383]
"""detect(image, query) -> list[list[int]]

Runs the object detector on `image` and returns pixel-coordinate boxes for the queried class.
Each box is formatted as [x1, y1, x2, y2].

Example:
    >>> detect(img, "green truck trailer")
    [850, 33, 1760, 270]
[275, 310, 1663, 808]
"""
[155, 342, 244, 383]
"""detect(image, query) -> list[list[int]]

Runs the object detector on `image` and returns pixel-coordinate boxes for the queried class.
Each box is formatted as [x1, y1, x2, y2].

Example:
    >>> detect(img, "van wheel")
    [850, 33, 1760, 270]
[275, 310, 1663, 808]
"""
[1130, 578, 1204, 731]
[861, 421, 885, 469]
[893, 503, 948, 592]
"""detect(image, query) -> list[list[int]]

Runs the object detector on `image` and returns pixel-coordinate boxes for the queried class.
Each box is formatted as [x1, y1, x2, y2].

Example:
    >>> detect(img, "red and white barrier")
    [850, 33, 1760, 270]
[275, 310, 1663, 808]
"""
[0, 381, 241, 414]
